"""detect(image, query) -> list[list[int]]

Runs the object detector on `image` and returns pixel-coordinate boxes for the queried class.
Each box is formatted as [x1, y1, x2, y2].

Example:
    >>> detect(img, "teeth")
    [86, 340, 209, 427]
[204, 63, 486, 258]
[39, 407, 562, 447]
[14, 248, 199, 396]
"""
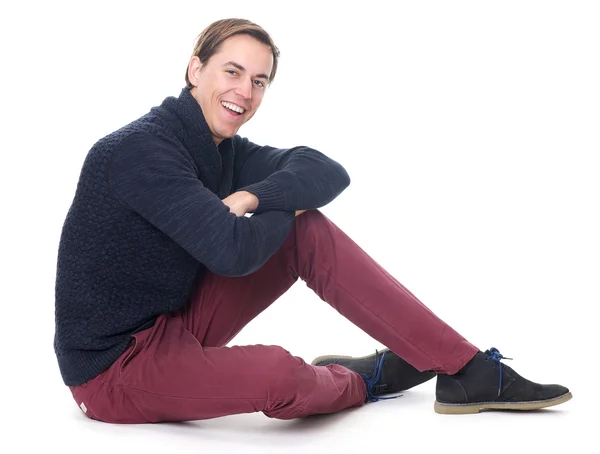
[221, 101, 245, 114]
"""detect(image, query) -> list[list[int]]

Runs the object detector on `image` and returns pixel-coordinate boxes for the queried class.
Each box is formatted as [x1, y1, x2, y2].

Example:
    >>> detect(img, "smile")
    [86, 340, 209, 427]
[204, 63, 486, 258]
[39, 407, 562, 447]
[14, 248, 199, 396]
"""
[221, 101, 245, 115]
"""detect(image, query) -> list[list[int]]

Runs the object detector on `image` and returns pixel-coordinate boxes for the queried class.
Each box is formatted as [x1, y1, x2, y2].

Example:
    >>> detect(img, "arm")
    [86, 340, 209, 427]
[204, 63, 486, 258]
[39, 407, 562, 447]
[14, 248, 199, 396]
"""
[108, 133, 295, 277]
[231, 135, 351, 214]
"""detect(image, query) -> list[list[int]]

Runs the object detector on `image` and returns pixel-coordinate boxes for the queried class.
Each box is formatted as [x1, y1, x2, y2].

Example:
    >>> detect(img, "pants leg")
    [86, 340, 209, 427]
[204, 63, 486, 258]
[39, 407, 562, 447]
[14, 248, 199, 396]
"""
[182, 209, 478, 374]
[69, 312, 366, 423]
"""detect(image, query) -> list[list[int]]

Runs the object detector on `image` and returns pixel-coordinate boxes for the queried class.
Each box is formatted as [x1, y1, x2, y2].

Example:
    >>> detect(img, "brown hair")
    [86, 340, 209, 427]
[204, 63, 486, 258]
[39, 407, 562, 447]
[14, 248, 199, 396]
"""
[185, 18, 280, 89]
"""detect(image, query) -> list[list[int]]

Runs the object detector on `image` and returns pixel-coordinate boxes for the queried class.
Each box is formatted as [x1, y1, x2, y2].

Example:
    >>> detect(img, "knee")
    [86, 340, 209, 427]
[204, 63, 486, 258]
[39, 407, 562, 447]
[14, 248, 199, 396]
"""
[298, 209, 327, 227]
[264, 346, 309, 402]
[295, 209, 334, 245]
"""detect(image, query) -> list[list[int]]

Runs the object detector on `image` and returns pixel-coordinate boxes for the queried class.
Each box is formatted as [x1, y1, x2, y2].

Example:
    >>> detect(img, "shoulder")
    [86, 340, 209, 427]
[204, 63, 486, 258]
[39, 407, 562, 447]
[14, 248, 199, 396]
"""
[109, 131, 193, 172]
[89, 106, 174, 155]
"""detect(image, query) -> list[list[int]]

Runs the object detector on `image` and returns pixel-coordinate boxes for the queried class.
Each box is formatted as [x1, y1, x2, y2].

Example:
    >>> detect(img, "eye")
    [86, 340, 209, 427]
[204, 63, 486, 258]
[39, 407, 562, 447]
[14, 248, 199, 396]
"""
[226, 69, 238, 76]
[254, 80, 265, 88]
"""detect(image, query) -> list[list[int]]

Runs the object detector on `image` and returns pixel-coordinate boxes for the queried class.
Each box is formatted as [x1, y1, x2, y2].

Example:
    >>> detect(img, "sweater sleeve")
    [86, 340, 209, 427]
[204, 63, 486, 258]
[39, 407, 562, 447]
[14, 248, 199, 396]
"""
[108, 133, 295, 277]
[231, 135, 351, 213]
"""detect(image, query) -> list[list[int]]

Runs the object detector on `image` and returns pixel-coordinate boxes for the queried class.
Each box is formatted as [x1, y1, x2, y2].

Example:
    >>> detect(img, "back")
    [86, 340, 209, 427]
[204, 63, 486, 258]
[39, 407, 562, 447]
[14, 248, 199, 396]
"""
[54, 112, 203, 386]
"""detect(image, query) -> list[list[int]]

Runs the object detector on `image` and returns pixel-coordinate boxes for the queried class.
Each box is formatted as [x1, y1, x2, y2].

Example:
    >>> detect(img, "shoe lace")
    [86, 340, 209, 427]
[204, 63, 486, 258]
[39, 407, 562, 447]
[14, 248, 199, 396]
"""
[361, 349, 399, 403]
[487, 347, 513, 396]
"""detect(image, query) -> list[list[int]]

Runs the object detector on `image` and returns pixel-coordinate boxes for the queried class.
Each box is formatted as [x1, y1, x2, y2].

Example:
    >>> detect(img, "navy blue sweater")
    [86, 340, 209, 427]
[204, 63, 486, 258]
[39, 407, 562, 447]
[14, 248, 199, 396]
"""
[54, 88, 350, 386]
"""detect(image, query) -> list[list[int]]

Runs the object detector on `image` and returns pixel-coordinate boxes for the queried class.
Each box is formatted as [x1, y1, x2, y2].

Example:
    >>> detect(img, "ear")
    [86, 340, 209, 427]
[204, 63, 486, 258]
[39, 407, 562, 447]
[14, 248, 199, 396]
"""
[187, 56, 203, 88]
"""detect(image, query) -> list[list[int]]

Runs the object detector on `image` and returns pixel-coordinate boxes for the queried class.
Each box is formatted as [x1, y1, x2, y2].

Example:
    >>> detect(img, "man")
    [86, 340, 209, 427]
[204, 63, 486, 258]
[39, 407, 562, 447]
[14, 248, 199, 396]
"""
[54, 18, 571, 423]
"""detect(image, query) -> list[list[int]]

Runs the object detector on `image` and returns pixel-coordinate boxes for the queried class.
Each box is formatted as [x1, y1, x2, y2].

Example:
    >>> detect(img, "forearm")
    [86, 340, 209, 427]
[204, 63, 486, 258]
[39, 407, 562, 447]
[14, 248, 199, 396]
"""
[223, 190, 305, 217]
[214, 210, 295, 276]
[238, 157, 351, 213]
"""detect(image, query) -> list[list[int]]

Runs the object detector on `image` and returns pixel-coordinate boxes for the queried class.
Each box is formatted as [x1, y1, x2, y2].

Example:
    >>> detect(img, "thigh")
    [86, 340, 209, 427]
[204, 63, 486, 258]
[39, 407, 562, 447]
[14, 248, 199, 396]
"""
[71, 311, 365, 424]
[119, 313, 311, 422]
[180, 223, 299, 347]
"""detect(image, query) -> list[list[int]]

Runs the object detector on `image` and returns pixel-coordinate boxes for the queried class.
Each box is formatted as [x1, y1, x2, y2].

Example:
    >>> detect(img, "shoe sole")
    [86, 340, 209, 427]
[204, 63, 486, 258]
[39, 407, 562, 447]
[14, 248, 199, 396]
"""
[311, 348, 390, 365]
[434, 391, 573, 414]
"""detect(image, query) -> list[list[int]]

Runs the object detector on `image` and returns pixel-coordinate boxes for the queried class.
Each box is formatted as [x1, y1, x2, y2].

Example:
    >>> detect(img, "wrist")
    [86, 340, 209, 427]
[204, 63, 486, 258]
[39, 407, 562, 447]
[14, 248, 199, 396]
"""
[237, 180, 284, 213]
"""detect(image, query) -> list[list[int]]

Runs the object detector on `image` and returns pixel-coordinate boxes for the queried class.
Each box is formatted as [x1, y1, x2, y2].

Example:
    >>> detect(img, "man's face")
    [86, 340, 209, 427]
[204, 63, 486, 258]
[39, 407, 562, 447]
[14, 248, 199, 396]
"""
[189, 34, 273, 145]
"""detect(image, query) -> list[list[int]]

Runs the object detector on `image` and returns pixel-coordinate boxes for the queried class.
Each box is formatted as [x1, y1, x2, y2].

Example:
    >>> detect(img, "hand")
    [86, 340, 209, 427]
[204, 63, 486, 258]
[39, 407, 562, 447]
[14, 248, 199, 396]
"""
[222, 191, 259, 217]
[295, 210, 307, 216]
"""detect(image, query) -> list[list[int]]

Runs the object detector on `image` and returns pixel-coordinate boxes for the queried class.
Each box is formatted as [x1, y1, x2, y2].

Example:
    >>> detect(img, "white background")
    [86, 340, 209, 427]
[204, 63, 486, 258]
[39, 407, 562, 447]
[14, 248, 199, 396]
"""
[1, 1, 599, 453]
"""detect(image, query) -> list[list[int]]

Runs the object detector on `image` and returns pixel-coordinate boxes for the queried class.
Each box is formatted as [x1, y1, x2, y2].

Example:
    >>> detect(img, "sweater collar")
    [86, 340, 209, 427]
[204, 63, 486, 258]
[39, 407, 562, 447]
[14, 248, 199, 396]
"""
[153, 88, 234, 197]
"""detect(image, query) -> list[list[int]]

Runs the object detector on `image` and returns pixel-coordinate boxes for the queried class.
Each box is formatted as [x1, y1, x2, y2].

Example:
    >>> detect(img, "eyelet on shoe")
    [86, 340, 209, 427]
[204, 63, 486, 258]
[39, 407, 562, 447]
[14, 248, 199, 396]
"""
[361, 350, 398, 403]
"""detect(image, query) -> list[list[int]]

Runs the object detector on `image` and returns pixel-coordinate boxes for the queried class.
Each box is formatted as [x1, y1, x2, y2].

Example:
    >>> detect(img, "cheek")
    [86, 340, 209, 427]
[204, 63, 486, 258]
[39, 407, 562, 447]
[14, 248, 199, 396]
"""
[211, 77, 232, 98]
[251, 92, 265, 110]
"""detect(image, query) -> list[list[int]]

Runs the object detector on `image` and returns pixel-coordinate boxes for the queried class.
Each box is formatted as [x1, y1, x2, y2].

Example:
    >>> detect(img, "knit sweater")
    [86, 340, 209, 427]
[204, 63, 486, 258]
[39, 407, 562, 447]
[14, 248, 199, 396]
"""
[54, 88, 350, 386]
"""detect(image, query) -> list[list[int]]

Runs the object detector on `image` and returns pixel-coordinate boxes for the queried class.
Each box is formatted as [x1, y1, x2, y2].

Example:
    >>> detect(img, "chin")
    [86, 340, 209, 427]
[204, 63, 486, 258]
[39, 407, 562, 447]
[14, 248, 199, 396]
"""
[217, 128, 239, 140]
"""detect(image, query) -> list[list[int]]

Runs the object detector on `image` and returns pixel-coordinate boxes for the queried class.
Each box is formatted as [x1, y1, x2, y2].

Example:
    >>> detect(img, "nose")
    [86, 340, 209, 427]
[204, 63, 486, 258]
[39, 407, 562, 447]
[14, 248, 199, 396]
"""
[234, 78, 253, 100]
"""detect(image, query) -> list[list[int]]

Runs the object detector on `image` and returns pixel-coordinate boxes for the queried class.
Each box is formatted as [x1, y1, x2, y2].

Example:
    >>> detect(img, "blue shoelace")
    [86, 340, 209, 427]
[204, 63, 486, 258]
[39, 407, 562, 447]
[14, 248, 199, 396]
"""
[487, 347, 513, 396]
[362, 349, 400, 402]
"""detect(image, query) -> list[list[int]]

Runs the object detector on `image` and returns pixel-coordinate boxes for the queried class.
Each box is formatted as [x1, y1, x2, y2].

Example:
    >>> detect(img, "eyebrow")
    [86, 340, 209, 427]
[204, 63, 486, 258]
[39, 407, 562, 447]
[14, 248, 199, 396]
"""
[224, 61, 270, 81]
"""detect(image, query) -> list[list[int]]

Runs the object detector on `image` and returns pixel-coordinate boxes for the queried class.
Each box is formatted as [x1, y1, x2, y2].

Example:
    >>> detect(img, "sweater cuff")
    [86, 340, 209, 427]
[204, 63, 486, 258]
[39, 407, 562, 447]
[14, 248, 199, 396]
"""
[239, 179, 286, 213]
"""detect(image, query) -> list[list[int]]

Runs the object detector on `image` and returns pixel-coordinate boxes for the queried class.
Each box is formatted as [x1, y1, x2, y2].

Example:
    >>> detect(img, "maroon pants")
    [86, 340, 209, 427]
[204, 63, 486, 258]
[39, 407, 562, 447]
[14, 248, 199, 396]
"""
[69, 210, 478, 423]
